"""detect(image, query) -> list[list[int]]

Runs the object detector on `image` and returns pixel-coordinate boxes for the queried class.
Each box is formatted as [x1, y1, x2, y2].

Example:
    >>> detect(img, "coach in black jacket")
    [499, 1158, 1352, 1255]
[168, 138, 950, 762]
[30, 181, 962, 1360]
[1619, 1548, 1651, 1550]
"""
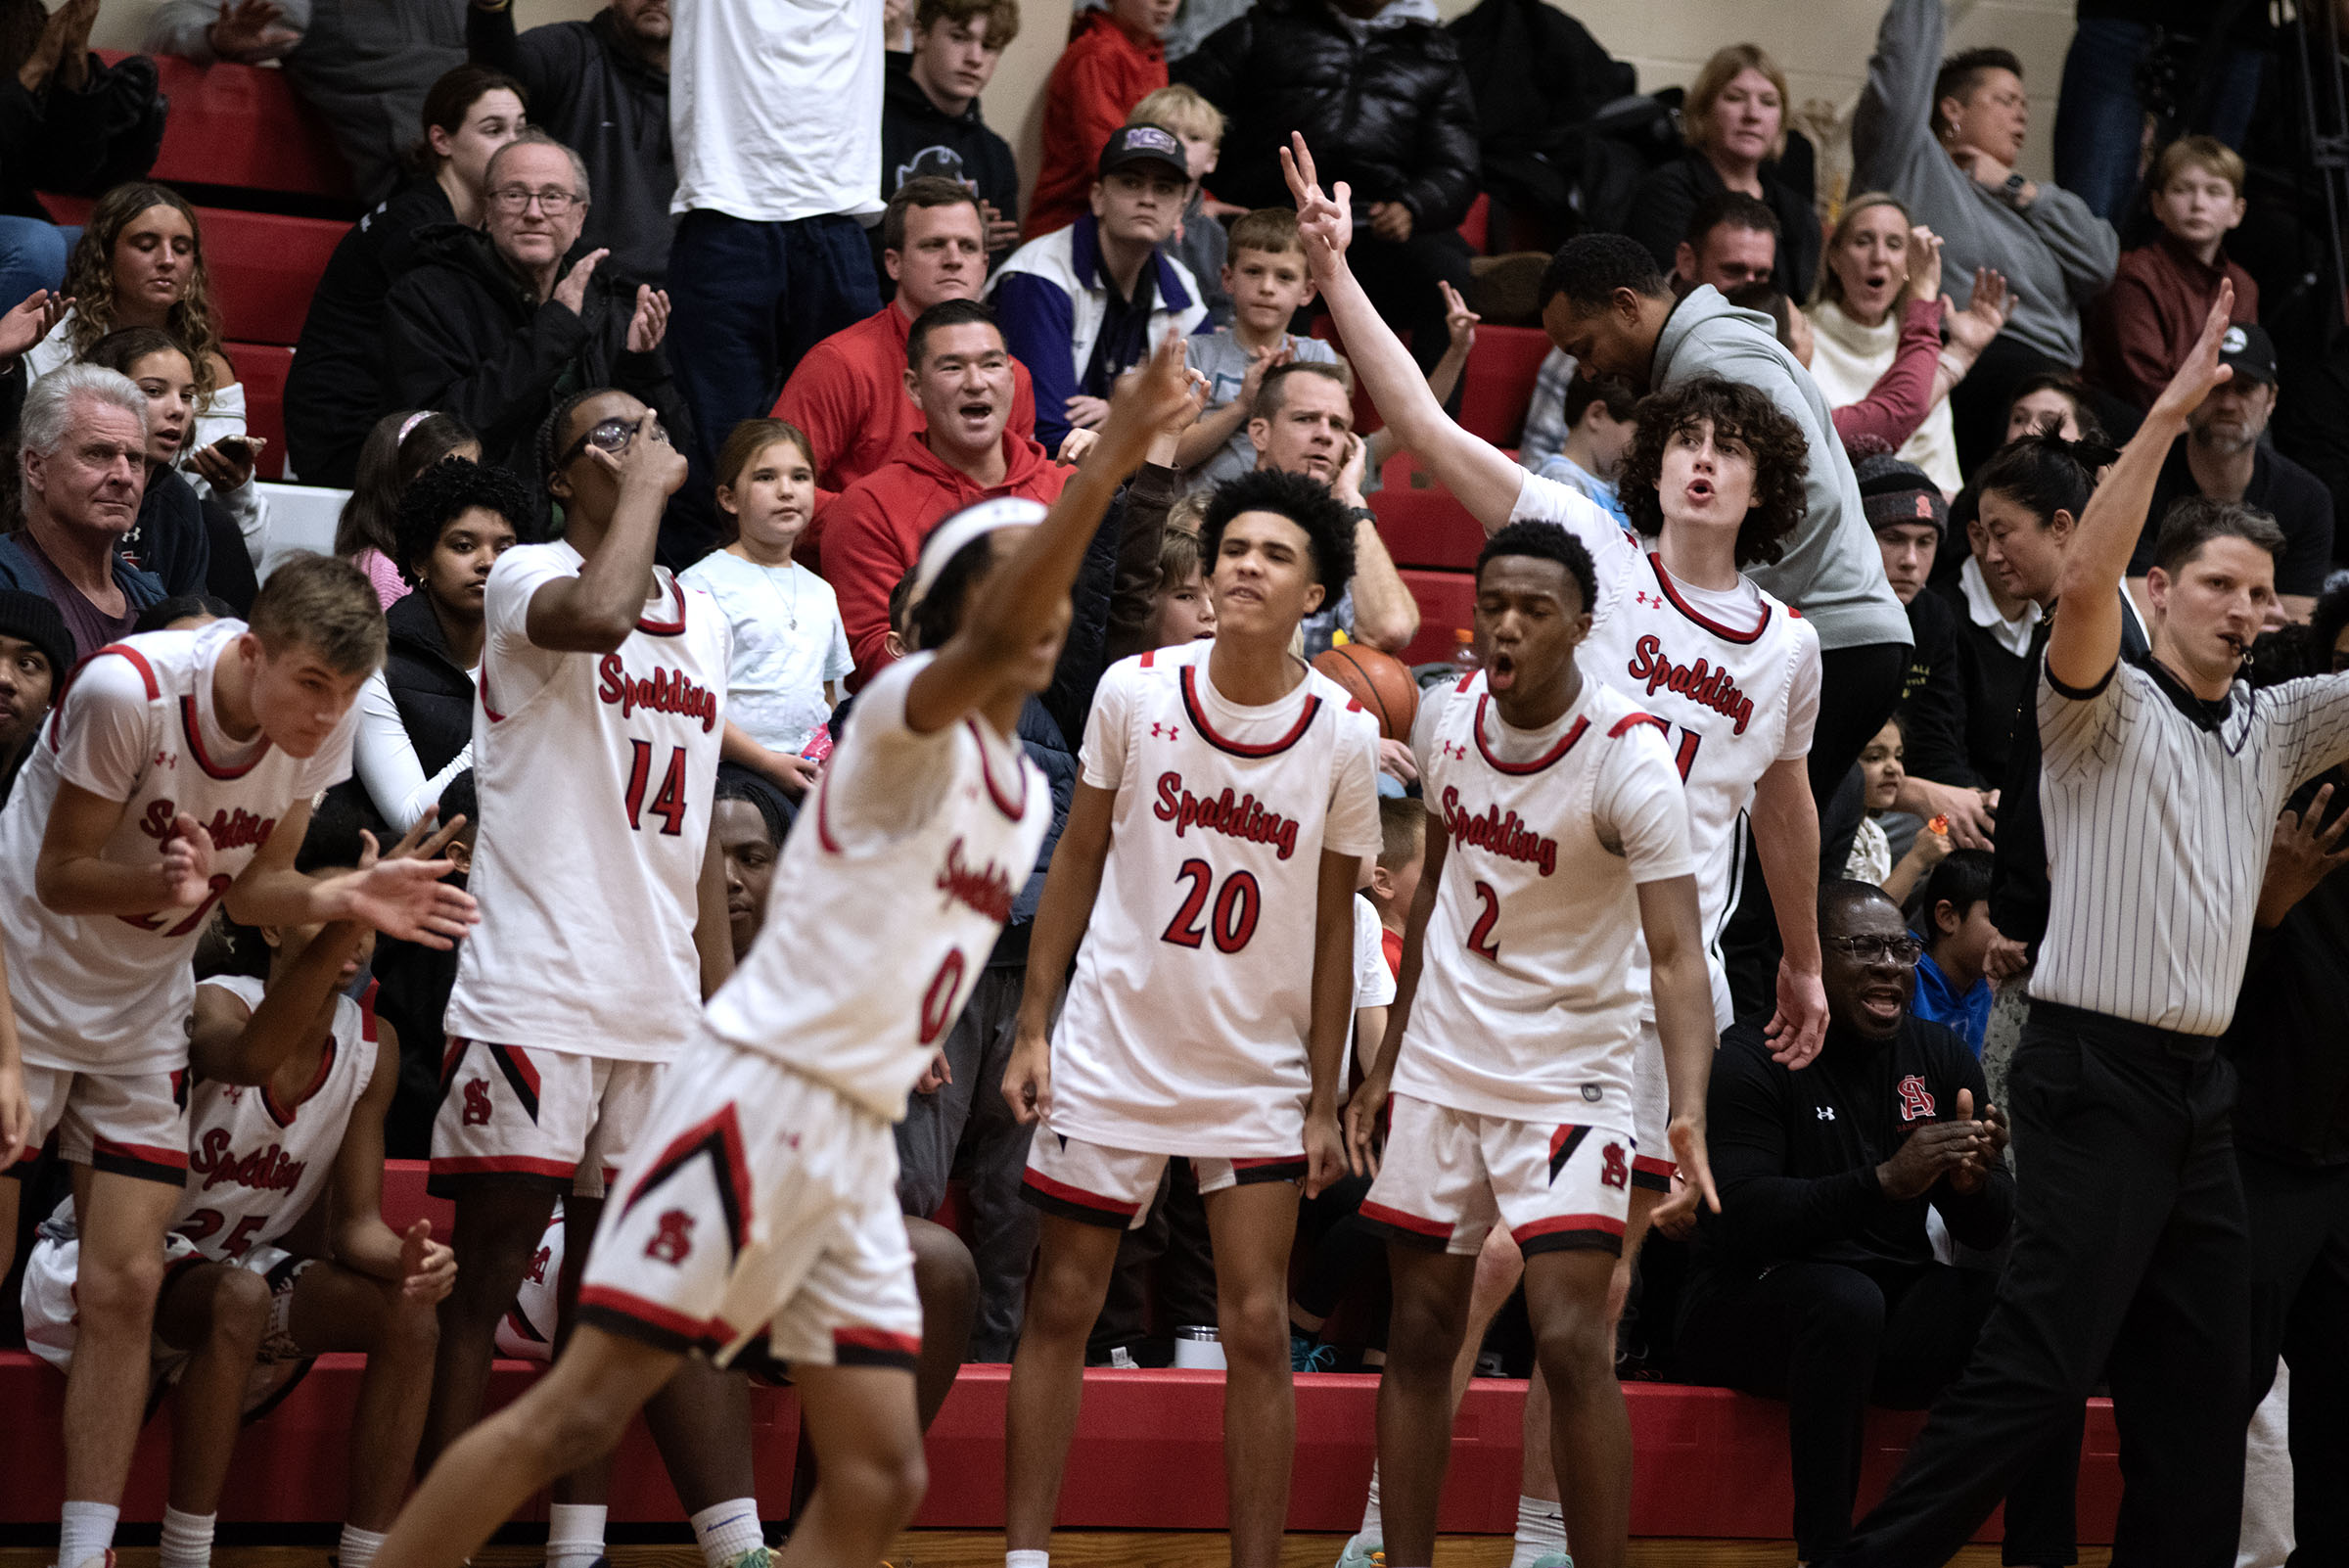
[1678, 881, 2076, 1567]
[1175, 0, 1479, 372]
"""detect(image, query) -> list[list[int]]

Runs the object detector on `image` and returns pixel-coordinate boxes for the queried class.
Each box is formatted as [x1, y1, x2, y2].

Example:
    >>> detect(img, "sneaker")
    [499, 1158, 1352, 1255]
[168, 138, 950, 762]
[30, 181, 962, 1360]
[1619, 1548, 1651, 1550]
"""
[721, 1551, 773, 1568]
[1291, 1333, 1337, 1372]
[1529, 1555, 1573, 1568]
[1107, 1345, 1140, 1369]
[1336, 1539, 1385, 1568]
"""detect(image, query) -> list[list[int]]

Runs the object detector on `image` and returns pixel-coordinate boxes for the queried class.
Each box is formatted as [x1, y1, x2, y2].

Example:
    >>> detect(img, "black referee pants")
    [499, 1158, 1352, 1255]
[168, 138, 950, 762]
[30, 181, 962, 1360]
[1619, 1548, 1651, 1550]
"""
[1830, 1002, 2252, 1568]
[1678, 1260, 2081, 1564]
[2239, 1145, 2349, 1564]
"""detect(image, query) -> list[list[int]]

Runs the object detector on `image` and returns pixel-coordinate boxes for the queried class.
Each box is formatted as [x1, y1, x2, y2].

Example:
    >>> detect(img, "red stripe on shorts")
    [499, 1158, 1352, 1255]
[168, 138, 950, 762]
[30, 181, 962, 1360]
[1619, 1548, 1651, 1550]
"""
[1022, 1169, 1140, 1216]
[1360, 1201, 1453, 1239]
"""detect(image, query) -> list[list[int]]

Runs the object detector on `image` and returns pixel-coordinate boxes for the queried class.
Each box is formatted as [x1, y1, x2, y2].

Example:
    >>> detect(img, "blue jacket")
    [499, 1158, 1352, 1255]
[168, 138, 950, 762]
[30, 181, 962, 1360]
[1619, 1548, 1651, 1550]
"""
[1911, 950, 1992, 1056]
[0, 532, 166, 653]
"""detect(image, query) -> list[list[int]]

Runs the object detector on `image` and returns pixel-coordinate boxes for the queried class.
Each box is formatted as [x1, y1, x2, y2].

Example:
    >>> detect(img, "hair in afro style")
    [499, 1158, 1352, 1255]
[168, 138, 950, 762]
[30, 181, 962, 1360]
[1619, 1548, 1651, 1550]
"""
[1477, 521, 1598, 618]
[393, 457, 536, 584]
[1616, 377, 1811, 569]
[1199, 467, 1357, 598]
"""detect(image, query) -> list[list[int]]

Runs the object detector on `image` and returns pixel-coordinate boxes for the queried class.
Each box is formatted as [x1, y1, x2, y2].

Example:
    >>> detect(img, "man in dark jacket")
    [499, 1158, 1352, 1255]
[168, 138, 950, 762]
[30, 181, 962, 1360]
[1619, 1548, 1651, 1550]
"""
[1677, 880, 2076, 1568]
[1175, 0, 1480, 372]
[467, 0, 673, 285]
[883, 0, 1022, 268]
[385, 131, 688, 522]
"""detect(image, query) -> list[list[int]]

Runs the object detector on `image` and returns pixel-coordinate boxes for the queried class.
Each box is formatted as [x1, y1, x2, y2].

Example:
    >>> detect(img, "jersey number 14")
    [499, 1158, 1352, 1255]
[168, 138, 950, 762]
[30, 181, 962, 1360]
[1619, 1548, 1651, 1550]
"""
[622, 741, 689, 836]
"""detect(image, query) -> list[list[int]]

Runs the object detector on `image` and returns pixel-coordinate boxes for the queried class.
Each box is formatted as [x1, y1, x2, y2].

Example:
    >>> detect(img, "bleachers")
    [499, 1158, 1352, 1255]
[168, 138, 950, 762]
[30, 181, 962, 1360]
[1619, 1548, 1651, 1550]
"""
[96, 53, 355, 204]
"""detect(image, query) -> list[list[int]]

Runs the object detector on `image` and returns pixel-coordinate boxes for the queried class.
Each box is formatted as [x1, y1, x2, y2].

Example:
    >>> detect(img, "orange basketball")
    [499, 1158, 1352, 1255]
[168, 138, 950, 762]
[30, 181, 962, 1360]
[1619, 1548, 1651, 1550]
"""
[1313, 643, 1420, 741]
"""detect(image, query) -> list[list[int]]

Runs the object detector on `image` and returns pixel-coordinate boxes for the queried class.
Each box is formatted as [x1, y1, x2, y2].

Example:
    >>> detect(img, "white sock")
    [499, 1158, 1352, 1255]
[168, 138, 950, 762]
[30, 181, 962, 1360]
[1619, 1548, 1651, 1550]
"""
[338, 1525, 388, 1568]
[159, 1507, 214, 1568]
[689, 1499, 763, 1568]
[545, 1503, 607, 1568]
[58, 1501, 120, 1568]
[1006, 1551, 1049, 1568]
[1508, 1493, 1567, 1568]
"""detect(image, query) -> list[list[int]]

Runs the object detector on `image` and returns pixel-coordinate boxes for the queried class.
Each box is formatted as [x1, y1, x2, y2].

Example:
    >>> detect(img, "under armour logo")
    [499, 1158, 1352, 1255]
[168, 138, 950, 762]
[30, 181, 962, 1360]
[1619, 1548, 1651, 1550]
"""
[1816, 1106, 1836, 1121]
[154, 751, 175, 768]
[1442, 740, 1469, 761]
[219, 1085, 245, 1104]
[1150, 722, 1182, 742]
[645, 1209, 696, 1265]
[1634, 590, 1659, 609]
[461, 1078, 492, 1127]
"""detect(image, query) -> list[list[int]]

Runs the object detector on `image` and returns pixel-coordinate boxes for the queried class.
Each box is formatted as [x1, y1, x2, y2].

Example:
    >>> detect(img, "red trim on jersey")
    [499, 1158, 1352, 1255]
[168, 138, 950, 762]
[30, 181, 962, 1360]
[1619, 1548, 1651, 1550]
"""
[1360, 1201, 1452, 1238]
[835, 1325, 923, 1358]
[1454, 671, 1476, 693]
[1609, 713, 1667, 738]
[812, 772, 842, 853]
[1648, 554, 1770, 644]
[968, 719, 1029, 819]
[92, 643, 160, 698]
[479, 669, 505, 723]
[263, 1032, 339, 1128]
[622, 1104, 757, 1260]
[636, 577, 688, 636]
[1139, 649, 1157, 669]
[429, 1154, 578, 1180]
[1632, 1153, 1676, 1177]
[47, 644, 161, 753]
[1179, 666, 1321, 759]
[1022, 1169, 1140, 1217]
[1472, 696, 1588, 776]
[1513, 1212, 1627, 1241]
[181, 694, 271, 779]
[90, 1137, 189, 1170]
[576, 1283, 711, 1343]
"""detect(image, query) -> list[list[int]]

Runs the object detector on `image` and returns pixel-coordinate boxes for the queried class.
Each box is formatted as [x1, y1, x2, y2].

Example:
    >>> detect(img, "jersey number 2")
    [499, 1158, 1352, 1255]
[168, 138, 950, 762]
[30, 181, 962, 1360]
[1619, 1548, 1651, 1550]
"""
[1466, 880, 1502, 961]
[1162, 859, 1261, 953]
[623, 741, 688, 836]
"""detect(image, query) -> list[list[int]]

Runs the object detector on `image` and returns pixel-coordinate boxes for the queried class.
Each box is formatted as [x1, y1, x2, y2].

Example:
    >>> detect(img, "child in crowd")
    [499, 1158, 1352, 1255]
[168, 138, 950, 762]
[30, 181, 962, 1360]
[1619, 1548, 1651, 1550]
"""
[1846, 716, 1949, 905]
[683, 419, 853, 799]
[1134, 495, 1216, 652]
[1027, 0, 1174, 238]
[1913, 848, 1997, 1054]
[335, 412, 484, 609]
[1363, 795, 1424, 1005]
[1127, 85, 1233, 328]
[1537, 373, 1639, 528]
[2087, 136, 2259, 413]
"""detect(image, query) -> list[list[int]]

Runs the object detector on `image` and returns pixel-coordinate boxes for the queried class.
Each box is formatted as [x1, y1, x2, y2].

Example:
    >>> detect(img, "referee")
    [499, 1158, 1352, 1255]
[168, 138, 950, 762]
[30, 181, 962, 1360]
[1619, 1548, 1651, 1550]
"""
[1827, 294, 2349, 1567]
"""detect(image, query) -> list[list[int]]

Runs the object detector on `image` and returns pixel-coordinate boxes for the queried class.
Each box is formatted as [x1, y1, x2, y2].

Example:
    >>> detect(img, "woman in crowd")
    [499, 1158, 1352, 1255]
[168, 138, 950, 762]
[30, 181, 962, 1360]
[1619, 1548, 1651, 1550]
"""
[334, 409, 483, 608]
[286, 66, 529, 487]
[1625, 44, 1820, 300]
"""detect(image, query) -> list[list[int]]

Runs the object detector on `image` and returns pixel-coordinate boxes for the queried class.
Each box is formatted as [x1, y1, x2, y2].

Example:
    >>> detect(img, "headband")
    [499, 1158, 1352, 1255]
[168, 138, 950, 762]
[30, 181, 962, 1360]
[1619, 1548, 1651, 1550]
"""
[397, 411, 433, 445]
[909, 497, 1048, 609]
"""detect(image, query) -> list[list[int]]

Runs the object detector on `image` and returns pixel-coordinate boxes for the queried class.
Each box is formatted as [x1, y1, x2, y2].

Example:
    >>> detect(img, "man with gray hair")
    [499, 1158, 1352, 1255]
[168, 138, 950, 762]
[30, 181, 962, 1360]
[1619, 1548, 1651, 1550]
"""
[0, 364, 162, 663]
[387, 128, 691, 492]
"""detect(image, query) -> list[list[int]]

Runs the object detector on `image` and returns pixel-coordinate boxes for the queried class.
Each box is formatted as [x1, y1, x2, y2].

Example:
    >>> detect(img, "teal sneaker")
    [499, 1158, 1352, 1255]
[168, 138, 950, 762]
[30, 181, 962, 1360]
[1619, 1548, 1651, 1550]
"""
[1529, 1554, 1574, 1568]
[1335, 1538, 1385, 1568]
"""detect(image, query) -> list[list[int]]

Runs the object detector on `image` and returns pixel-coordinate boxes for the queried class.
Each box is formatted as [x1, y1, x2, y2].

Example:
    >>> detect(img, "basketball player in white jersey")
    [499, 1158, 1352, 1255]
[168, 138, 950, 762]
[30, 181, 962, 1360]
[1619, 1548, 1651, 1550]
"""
[366, 337, 1197, 1568]
[416, 412, 760, 1568]
[1281, 132, 1825, 1568]
[0, 555, 475, 1568]
[997, 463, 1384, 1568]
[22, 804, 461, 1568]
[1346, 521, 1717, 1568]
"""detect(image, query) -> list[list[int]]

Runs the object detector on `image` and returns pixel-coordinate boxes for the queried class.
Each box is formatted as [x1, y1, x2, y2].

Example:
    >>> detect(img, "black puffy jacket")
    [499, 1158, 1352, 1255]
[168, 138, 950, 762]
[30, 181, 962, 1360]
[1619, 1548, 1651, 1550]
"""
[1174, 0, 1481, 232]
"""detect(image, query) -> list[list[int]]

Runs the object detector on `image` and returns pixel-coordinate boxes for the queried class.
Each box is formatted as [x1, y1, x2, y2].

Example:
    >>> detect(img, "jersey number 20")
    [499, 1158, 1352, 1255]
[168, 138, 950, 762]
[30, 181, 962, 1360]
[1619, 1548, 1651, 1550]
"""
[1163, 858, 1261, 953]
[622, 741, 689, 836]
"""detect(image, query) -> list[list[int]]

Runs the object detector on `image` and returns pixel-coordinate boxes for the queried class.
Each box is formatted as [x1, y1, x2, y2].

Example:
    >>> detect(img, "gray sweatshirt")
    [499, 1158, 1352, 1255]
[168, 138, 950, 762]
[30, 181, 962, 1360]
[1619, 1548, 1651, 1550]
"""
[1851, 0, 2117, 368]
[1652, 287, 1911, 654]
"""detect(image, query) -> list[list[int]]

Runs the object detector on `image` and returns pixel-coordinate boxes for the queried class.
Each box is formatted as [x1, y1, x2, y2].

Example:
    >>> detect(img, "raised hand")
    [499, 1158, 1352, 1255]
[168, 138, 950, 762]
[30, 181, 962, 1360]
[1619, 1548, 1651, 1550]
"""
[1904, 225, 1944, 304]
[2150, 283, 2236, 427]
[1278, 132, 1354, 278]
[1440, 278, 1480, 353]
[325, 857, 479, 947]
[626, 285, 670, 354]
[2257, 782, 2349, 927]
[551, 249, 610, 317]
[398, 1219, 459, 1304]
[1947, 268, 2012, 355]
[1089, 332, 1198, 472]
[159, 812, 217, 907]
[0, 290, 68, 364]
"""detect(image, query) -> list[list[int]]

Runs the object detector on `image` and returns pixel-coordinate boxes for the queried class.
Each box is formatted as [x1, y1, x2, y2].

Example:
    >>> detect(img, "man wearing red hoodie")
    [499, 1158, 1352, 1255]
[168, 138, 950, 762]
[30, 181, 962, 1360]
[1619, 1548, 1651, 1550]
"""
[824, 297, 1071, 684]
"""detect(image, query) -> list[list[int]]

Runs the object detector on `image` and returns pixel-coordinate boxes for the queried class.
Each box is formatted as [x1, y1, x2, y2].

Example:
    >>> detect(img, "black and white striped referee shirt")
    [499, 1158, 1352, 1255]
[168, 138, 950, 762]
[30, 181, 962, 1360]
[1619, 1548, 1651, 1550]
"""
[2031, 657, 2349, 1035]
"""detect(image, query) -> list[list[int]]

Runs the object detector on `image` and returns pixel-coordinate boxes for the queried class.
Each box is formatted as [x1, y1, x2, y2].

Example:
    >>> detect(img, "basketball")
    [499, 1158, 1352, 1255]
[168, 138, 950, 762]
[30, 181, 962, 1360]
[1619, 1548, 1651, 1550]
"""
[1313, 643, 1419, 740]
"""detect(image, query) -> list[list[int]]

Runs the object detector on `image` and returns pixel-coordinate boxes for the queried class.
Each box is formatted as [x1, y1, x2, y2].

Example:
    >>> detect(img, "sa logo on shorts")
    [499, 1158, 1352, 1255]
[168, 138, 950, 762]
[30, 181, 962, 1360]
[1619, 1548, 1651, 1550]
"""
[462, 1079, 493, 1127]
[646, 1210, 697, 1265]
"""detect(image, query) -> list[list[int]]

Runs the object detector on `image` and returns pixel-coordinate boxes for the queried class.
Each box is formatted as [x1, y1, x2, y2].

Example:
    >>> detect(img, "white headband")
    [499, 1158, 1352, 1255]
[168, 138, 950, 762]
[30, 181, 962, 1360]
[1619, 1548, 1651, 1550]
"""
[910, 496, 1048, 609]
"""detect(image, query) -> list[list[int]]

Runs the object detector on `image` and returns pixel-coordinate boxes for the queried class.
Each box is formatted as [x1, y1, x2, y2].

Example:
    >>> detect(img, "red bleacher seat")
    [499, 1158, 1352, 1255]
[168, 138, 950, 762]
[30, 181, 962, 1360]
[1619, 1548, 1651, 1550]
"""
[1457, 192, 1490, 255]
[96, 52, 354, 202]
[40, 195, 345, 349]
[1454, 324, 1550, 448]
[1367, 450, 1481, 573]
[222, 343, 291, 480]
[1398, 568, 1475, 666]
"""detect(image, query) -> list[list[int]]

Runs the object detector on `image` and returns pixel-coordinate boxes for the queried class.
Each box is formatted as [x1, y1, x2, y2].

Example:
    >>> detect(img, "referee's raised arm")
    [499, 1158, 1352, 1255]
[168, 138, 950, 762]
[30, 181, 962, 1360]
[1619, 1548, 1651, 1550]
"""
[2047, 287, 2236, 695]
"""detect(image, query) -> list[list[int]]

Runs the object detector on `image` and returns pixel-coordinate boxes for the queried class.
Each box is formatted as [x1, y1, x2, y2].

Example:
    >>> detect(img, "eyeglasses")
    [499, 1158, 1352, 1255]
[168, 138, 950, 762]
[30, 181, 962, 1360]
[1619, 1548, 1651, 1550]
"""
[1824, 934, 1925, 964]
[489, 187, 581, 215]
[560, 414, 668, 468]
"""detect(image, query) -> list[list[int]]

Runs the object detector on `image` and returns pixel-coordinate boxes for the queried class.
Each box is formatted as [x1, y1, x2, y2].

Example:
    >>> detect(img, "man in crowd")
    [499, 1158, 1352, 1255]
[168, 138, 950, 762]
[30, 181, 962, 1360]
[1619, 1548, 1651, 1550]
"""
[0, 368, 163, 662]
[825, 299, 1069, 685]
[775, 179, 1038, 527]
[1853, 0, 2118, 469]
[387, 132, 687, 518]
[0, 589, 69, 806]
[466, 0, 674, 285]
[1679, 880, 2077, 1567]
[1674, 193, 1781, 296]
[882, 0, 1023, 261]
[993, 125, 1209, 460]
[2124, 324, 2332, 623]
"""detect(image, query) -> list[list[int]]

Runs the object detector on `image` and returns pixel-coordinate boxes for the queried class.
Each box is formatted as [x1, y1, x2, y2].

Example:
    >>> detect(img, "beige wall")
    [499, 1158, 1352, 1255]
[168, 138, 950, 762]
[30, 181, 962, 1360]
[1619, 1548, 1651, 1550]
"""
[89, 0, 606, 52]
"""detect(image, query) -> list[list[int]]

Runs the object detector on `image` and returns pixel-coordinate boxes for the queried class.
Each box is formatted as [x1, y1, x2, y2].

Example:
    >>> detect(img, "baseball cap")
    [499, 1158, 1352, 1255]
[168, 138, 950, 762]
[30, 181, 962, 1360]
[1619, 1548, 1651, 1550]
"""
[1852, 453, 1948, 537]
[2219, 322, 2278, 385]
[1098, 123, 1191, 183]
[0, 589, 71, 681]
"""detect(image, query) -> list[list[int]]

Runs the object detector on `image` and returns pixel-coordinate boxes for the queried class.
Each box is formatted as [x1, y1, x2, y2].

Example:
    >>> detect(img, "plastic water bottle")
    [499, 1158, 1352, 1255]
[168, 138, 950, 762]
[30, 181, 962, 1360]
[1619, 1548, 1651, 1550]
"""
[1451, 626, 1479, 672]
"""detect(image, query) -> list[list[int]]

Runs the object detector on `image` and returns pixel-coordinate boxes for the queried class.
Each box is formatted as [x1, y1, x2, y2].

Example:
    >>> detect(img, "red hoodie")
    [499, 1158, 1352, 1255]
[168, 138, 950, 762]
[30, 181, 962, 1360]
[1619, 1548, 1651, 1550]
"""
[1028, 10, 1169, 240]
[824, 428, 1072, 686]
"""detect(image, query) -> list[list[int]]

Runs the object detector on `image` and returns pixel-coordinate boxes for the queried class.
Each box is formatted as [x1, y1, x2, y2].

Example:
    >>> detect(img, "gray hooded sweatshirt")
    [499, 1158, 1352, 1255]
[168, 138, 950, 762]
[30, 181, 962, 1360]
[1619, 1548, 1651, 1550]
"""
[1651, 286, 1911, 655]
[1851, 0, 2118, 368]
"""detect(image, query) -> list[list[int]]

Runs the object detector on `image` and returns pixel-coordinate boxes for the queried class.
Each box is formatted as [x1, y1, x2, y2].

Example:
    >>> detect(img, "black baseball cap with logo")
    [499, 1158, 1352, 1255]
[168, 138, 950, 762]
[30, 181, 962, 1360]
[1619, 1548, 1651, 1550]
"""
[1097, 123, 1191, 182]
[2219, 321, 2278, 386]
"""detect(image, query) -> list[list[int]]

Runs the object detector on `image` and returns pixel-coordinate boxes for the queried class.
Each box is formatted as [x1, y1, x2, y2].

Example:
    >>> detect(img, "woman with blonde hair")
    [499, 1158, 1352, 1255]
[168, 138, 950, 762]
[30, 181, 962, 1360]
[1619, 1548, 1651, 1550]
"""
[1625, 43, 1821, 300]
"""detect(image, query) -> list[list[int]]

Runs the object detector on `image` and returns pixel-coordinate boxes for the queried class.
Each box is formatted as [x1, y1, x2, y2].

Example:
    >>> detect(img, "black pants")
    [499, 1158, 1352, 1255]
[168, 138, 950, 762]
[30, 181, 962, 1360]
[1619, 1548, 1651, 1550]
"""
[1679, 1260, 2080, 1564]
[1087, 1158, 1218, 1360]
[2238, 1145, 2349, 1564]
[1831, 1003, 2252, 1567]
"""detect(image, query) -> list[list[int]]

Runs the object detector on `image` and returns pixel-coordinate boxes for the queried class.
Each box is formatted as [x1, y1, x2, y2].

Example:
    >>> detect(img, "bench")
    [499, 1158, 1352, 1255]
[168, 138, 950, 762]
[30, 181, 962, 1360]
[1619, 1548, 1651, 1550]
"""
[96, 52, 355, 204]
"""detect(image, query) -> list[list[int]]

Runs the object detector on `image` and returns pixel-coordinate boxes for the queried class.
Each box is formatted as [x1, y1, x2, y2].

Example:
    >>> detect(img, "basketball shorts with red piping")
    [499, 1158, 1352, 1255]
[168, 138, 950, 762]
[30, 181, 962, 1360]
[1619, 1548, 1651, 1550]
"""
[1626, 1015, 1680, 1193]
[576, 1036, 922, 1374]
[429, 1039, 664, 1200]
[9, 1063, 192, 1186]
[1359, 1092, 1635, 1258]
[1021, 1129, 1307, 1229]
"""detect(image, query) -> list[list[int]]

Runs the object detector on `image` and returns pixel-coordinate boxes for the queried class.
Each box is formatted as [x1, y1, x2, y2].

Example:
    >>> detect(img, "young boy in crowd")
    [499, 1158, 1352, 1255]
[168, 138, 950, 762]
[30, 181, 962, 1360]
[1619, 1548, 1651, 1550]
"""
[1027, 0, 1174, 239]
[2087, 136, 2259, 413]
[1128, 85, 1233, 328]
[1175, 208, 1342, 488]
[1364, 795, 1425, 988]
[1536, 375, 1639, 529]
[1127, 496, 1217, 655]
[1844, 716, 1949, 906]
[1912, 848, 1997, 1054]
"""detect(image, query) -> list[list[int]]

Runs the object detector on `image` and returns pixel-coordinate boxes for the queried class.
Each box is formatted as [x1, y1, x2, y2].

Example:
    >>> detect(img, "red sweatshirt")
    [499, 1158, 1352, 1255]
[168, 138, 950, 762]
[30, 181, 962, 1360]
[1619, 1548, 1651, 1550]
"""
[1027, 10, 1168, 240]
[823, 429, 1072, 685]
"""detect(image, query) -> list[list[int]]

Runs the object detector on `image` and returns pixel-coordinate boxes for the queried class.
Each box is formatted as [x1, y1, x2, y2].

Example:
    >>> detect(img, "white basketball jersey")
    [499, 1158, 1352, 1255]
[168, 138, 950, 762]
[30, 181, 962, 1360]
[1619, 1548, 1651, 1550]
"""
[170, 975, 381, 1262]
[1512, 476, 1821, 1020]
[702, 655, 1051, 1122]
[447, 542, 730, 1062]
[0, 622, 356, 1073]
[1047, 642, 1384, 1157]
[1392, 673, 1692, 1120]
